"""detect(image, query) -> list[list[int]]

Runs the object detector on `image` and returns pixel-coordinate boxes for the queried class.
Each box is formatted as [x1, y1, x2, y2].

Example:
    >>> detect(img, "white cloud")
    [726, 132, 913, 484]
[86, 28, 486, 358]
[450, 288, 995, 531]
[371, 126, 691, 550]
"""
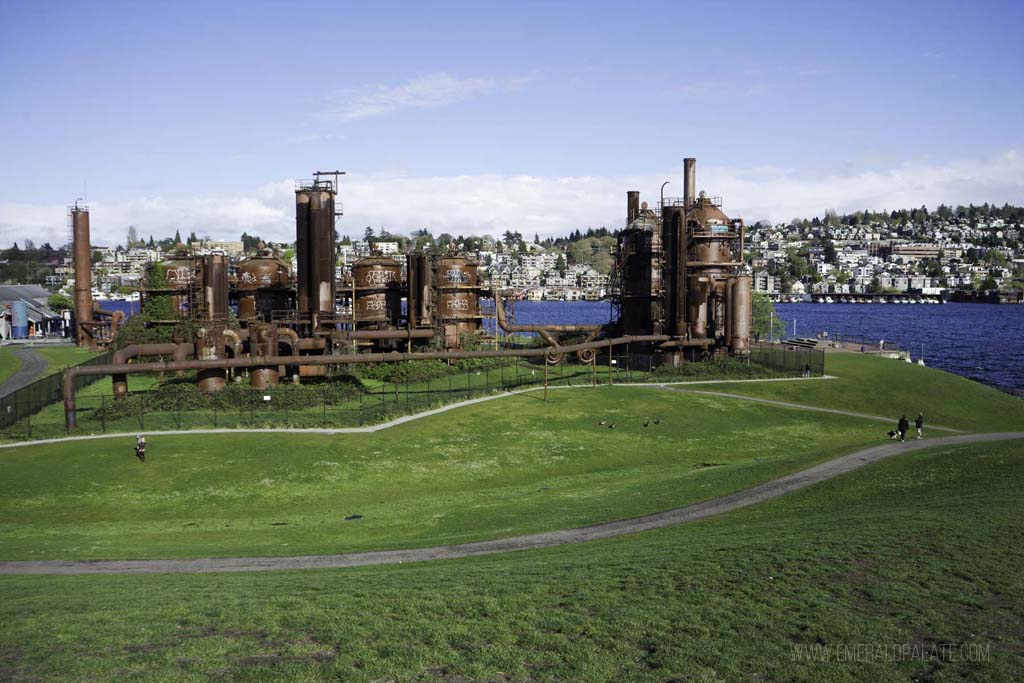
[2, 151, 1022, 248]
[322, 72, 532, 121]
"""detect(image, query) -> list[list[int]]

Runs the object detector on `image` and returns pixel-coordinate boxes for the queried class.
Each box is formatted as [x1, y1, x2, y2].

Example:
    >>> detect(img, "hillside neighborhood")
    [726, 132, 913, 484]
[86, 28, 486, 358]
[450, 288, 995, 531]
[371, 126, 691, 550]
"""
[1, 204, 1022, 304]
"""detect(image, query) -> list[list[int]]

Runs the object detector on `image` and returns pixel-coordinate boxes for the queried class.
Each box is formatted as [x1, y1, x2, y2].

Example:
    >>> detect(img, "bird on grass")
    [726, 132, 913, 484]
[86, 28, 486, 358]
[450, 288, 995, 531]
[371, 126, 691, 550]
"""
[643, 420, 650, 428]
[608, 423, 616, 429]
[653, 418, 661, 425]
[599, 419, 607, 426]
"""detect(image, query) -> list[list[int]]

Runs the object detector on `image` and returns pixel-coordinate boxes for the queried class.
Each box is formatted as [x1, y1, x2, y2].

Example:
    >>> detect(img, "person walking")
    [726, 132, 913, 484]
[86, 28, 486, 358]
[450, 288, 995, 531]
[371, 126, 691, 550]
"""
[135, 434, 146, 462]
[897, 415, 909, 443]
[915, 413, 924, 439]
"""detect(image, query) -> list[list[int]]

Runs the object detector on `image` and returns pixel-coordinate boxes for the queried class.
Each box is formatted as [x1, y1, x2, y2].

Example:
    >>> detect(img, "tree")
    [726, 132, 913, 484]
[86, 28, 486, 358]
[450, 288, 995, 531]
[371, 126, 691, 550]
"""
[47, 292, 73, 311]
[127, 225, 139, 248]
[751, 292, 785, 340]
[173, 229, 182, 244]
[23, 239, 35, 251]
[555, 254, 566, 278]
[364, 226, 375, 240]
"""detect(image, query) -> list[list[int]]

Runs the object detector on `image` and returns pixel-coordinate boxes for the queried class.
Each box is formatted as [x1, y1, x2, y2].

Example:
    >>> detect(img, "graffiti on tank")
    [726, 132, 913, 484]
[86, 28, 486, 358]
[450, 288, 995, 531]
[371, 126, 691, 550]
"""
[239, 272, 257, 285]
[446, 298, 470, 312]
[363, 299, 387, 312]
[446, 269, 469, 284]
[364, 270, 395, 286]
[167, 266, 192, 284]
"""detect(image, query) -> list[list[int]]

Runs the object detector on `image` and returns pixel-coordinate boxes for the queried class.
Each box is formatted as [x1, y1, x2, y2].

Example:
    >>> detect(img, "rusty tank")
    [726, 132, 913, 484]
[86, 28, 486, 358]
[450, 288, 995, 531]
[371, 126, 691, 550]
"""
[237, 248, 291, 321]
[436, 255, 481, 347]
[195, 326, 227, 393]
[162, 250, 196, 317]
[248, 323, 280, 388]
[352, 255, 402, 328]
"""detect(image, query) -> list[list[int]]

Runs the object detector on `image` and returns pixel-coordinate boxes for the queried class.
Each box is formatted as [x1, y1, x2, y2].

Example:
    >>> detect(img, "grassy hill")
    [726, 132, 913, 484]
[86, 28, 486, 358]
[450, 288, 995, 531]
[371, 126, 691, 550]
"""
[696, 353, 1024, 433]
[1, 438, 1020, 682]
[0, 388, 883, 560]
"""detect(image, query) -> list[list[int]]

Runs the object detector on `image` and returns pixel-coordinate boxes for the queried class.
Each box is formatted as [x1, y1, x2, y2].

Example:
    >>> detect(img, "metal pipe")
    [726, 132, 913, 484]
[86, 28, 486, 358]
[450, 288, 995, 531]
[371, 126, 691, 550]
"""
[493, 287, 601, 335]
[683, 158, 696, 207]
[627, 191, 640, 225]
[337, 329, 435, 341]
[111, 343, 193, 399]
[63, 335, 670, 429]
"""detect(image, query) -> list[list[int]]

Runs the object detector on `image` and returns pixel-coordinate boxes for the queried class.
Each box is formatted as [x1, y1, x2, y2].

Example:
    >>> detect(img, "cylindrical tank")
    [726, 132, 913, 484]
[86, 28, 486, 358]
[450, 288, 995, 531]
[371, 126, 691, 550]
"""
[295, 187, 337, 326]
[11, 300, 28, 339]
[203, 254, 229, 320]
[249, 323, 280, 388]
[162, 252, 195, 317]
[238, 249, 291, 321]
[353, 255, 402, 326]
[730, 275, 751, 355]
[71, 207, 93, 347]
[687, 275, 710, 339]
[436, 255, 481, 347]
[196, 326, 226, 393]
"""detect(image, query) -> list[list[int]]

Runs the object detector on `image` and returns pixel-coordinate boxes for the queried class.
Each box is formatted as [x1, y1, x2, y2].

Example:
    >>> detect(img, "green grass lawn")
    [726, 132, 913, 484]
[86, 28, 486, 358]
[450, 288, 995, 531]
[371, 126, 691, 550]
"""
[29, 344, 98, 376]
[0, 387, 884, 561]
[1, 439, 1021, 682]
[696, 352, 1024, 433]
[0, 347, 21, 385]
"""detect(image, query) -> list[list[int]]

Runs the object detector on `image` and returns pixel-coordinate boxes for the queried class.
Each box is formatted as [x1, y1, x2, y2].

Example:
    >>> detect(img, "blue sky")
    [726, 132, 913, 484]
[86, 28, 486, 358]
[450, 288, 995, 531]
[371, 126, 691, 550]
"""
[1, 0, 1022, 247]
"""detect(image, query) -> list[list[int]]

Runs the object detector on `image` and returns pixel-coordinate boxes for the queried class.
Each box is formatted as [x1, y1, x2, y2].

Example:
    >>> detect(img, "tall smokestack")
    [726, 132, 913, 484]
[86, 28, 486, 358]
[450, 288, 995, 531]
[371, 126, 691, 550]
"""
[71, 206, 94, 348]
[683, 158, 696, 207]
[627, 191, 640, 225]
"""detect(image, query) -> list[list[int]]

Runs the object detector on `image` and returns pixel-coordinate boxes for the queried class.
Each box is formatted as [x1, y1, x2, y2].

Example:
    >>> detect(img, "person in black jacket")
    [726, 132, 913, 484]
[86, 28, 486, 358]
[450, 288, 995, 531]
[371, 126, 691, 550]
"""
[897, 415, 909, 443]
[915, 413, 924, 439]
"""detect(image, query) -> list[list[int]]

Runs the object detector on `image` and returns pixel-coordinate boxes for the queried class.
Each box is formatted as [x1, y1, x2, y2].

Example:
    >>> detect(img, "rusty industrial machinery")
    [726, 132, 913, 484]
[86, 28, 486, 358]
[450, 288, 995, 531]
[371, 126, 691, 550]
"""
[616, 157, 752, 358]
[62, 159, 753, 429]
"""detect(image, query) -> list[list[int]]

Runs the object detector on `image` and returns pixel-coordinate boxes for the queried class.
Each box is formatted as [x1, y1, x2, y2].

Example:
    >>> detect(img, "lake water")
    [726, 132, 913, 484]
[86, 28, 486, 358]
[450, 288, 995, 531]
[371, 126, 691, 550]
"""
[111, 298, 1023, 391]
[487, 300, 1024, 391]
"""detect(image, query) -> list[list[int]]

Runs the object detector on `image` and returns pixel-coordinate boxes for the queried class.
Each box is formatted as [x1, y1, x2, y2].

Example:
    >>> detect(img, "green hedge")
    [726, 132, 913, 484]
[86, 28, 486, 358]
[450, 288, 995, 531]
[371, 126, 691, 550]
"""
[94, 378, 362, 420]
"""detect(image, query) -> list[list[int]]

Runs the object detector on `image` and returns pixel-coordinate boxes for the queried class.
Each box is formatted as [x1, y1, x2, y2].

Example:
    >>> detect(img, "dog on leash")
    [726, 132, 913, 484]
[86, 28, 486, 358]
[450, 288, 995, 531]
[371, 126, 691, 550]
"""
[886, 430, 901, 440]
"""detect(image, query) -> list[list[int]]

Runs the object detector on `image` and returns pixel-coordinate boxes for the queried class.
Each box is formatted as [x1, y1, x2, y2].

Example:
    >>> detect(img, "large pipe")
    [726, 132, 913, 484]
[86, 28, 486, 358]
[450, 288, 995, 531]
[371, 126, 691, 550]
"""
[71, 206, 94, 348]
[63, 335, 670, 429]
[111, 343, 194, 399]
[626, 191, 640, 225]
[493, 288, 601, 336]
[683, 158, 696, 207]
[730, 275, 752, 355]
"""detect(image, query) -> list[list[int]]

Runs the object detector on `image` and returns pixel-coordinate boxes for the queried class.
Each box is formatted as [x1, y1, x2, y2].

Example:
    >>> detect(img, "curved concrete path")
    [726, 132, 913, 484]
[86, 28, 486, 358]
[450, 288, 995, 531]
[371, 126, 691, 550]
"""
[7, 373, 968, 451]
[0, 346, 46, 399]
[2, 431, 1019, 575]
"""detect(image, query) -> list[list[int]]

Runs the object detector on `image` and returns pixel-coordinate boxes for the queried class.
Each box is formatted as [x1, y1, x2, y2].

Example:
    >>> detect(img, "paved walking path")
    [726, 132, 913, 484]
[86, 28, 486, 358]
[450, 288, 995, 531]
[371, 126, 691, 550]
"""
[0, 375, 841, 450]
[3, 431, 1019, 575]
[0, 347, 46, 399]
[652, 385, 965, 433]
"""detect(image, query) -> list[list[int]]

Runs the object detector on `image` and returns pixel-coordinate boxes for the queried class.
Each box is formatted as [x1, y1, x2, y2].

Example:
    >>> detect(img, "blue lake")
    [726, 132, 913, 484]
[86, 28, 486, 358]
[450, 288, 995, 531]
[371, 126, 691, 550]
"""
[487, 300, 1024, 391]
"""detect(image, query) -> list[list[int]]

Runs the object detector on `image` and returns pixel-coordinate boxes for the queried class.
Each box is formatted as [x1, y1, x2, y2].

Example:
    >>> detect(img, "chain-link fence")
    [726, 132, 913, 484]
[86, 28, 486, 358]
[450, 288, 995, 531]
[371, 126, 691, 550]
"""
[749, 342, 825, 376]
[1, 344, 824, 442]
[0, 351, 113, 431]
